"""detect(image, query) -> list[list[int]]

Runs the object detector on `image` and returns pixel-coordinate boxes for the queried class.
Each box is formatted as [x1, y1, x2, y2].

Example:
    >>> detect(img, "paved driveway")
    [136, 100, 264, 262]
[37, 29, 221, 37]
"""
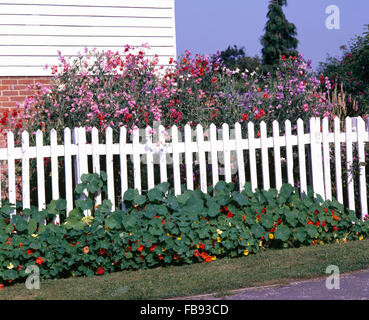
[174, 269, 369, 300]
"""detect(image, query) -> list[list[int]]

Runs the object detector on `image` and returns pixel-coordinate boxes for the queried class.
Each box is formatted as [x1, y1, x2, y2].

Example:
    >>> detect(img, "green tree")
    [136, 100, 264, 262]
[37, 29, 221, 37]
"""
[260, 0, 298, 68]
[218, 45, 261, 74]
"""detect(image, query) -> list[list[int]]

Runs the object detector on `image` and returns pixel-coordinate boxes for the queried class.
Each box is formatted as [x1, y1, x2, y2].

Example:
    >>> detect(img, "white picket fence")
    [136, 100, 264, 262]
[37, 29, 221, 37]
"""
[0, 117, 368, 219]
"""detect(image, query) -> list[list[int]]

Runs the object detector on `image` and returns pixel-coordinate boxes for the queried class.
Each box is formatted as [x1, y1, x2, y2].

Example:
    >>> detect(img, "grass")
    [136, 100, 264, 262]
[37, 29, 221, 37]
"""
[1, 239, 369, 300]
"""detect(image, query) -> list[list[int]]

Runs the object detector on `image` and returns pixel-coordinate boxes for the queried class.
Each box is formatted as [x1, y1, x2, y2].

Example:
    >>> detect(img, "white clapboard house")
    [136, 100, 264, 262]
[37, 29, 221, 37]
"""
[0, 0, 177, 76]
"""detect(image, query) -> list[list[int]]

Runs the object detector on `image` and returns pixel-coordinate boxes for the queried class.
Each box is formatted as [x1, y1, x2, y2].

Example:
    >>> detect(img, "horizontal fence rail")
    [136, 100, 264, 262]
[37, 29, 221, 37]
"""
[0, 117, 368, 220]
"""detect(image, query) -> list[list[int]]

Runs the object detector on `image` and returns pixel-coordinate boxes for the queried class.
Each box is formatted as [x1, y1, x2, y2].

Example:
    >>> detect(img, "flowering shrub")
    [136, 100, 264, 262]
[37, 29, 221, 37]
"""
[1, 172, 368, 288]
[3, 46, 338, 143]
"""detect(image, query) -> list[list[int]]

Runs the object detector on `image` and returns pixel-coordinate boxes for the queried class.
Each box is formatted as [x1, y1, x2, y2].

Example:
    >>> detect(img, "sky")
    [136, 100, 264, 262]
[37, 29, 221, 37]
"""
[174, 0, 369, 71]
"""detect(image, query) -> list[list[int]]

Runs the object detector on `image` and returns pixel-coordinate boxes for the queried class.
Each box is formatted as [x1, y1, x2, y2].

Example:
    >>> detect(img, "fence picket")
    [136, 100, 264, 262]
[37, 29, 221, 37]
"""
[297, 119, 307, 197]
[197, 124, 207, 193]
[285, 120, 294, 186]
[119, 126, 128, 207]
[158, 125, 167, 183]
[64, 128, 73, 215]
[145, 126, 155, 191]
[106, 127, 115, 210]
[234, 122, 246, 192]
[273, 121, 282, 191]
[209, 123, 218, 191]
[260, 121, 270, 190]
[171, 125, 181, 195]
[184, 124, 194, 191]
[309, 118, 325, 200]
[248, 121, 258, 191]
[333, 117, 343, 204]
[36, 130, 46, 213]
[7, 131, 16, 216]
[91, 127, 101, 205]
[50, 129, 60, 223]
[222, 123, 231, 184]
[322, 118, 332, 200]
[21, 131, 30, 210]
[132, 126, 142, 194]
[345, 117, 355, 211]
[356, 117, 367, 219]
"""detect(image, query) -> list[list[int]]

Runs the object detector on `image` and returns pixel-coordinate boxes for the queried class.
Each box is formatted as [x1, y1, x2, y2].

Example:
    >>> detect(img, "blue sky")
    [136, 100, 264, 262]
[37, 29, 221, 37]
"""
[175, 0, 368, 70]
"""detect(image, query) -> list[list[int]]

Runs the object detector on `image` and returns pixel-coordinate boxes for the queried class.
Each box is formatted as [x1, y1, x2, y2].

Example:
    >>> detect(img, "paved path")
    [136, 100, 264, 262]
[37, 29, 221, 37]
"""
[172, 269, 369, 300]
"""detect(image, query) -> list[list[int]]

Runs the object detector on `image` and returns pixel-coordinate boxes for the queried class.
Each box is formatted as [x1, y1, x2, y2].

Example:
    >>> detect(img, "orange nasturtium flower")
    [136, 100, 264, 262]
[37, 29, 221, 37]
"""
[83, 246, 89, 254]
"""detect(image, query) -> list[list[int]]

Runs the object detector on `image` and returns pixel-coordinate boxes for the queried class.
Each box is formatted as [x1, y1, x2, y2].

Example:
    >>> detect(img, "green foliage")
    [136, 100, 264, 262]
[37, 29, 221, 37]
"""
[217, 45, 261, 75]
[1, 173, 369, 288]
[261, 0, 298, 68]
[318, 25, 369, 116]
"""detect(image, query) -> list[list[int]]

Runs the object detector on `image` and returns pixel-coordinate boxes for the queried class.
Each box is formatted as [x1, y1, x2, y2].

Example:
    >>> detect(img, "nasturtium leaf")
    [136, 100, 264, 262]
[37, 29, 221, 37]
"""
[274, 225, 291, 242]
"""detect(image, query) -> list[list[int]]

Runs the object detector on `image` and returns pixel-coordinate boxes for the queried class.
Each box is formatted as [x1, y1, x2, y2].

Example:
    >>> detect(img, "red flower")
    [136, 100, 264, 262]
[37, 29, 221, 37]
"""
[99, 248, 106, 256]
[261, 208, 266, 214]
[173, 253, 180, 260]
[27, 249, 34, 255]
[324, 208, 328, 213]
[333, 225, 338, 231]
[281, 54, 286, 61]
[316, 221, 320, 227]
[226, 212, 235, 218]
[194, 250, 200, 257]
[225, 205, 229, 212]
[0, 284, 3, 290]
[137, 244, 144, 252]
[150, 244, 157, 252]
[277, 218, 283, 224]
[242, 113, 248, 121]
[35, 257, 44, 265]
[314, 210, 319, 215]
[199, 243, 205, 250]
[162, 219, 165, 225]
[97, 267, 104, 275]
[322, 221, 326, 227]
[307, 220, 313, 225]
[158, 254, 164, 260]
[211, 77, 217, 83]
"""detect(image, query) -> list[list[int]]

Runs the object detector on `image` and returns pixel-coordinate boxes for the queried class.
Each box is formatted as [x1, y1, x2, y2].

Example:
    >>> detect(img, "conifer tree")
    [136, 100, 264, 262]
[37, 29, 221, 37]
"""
[261, 0, 298, 67]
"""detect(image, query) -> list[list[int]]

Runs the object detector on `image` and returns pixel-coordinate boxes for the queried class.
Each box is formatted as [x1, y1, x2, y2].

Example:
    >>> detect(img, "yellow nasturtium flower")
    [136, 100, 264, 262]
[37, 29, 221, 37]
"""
[7, 263, 14, 269]
[216, 229, 223, 235]
[269, 233, 274, 240]
[243, 250, 249, 256]
[211, 256, 216, 261]
[359, 235, 364, 240]
[31, 234, 38, 238]
[217, 237, 221, 243]
[82, 216, 94, 226]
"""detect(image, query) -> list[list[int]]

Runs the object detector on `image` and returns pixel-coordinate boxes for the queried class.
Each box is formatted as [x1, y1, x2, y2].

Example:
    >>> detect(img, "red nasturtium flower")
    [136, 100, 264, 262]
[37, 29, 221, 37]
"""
[150, 244, 157, 252]
[199, 243, 205, 250]
[226, 212, 235, 218]
[322, 221, 327, 227]
[333, 225, 338, 231]
[173, 253, 180, 260]
[194, 250, 200, 257]
[316, 221, 320, 227]
[261, 208, 266, 214]
[35, 257, 44, 265]
[0, 284, 3, 290]
[242, 113, 248, 121]
[137, 244, 144, 252]
[27, 249, 34, 255]
[97, 267, 104, 275]
[99, 248, 106, 255]
[277, 218, 283, 224]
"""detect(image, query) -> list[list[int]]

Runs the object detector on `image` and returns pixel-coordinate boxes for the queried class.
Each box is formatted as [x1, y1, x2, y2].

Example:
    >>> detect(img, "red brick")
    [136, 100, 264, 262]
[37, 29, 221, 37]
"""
[2, 91, 18, 96]
[0, 96, 10, 102]
[10, 96, 27, 102]
[1, 79, 18, 85]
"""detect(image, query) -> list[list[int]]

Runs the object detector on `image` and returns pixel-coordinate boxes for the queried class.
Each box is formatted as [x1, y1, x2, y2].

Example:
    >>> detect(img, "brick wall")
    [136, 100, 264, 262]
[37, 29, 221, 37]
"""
[0, 76, 51, 147]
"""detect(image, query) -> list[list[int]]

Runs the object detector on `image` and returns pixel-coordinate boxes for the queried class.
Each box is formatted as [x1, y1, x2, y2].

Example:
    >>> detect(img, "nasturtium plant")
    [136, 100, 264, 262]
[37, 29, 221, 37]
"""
[1, 173, 369, 289]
